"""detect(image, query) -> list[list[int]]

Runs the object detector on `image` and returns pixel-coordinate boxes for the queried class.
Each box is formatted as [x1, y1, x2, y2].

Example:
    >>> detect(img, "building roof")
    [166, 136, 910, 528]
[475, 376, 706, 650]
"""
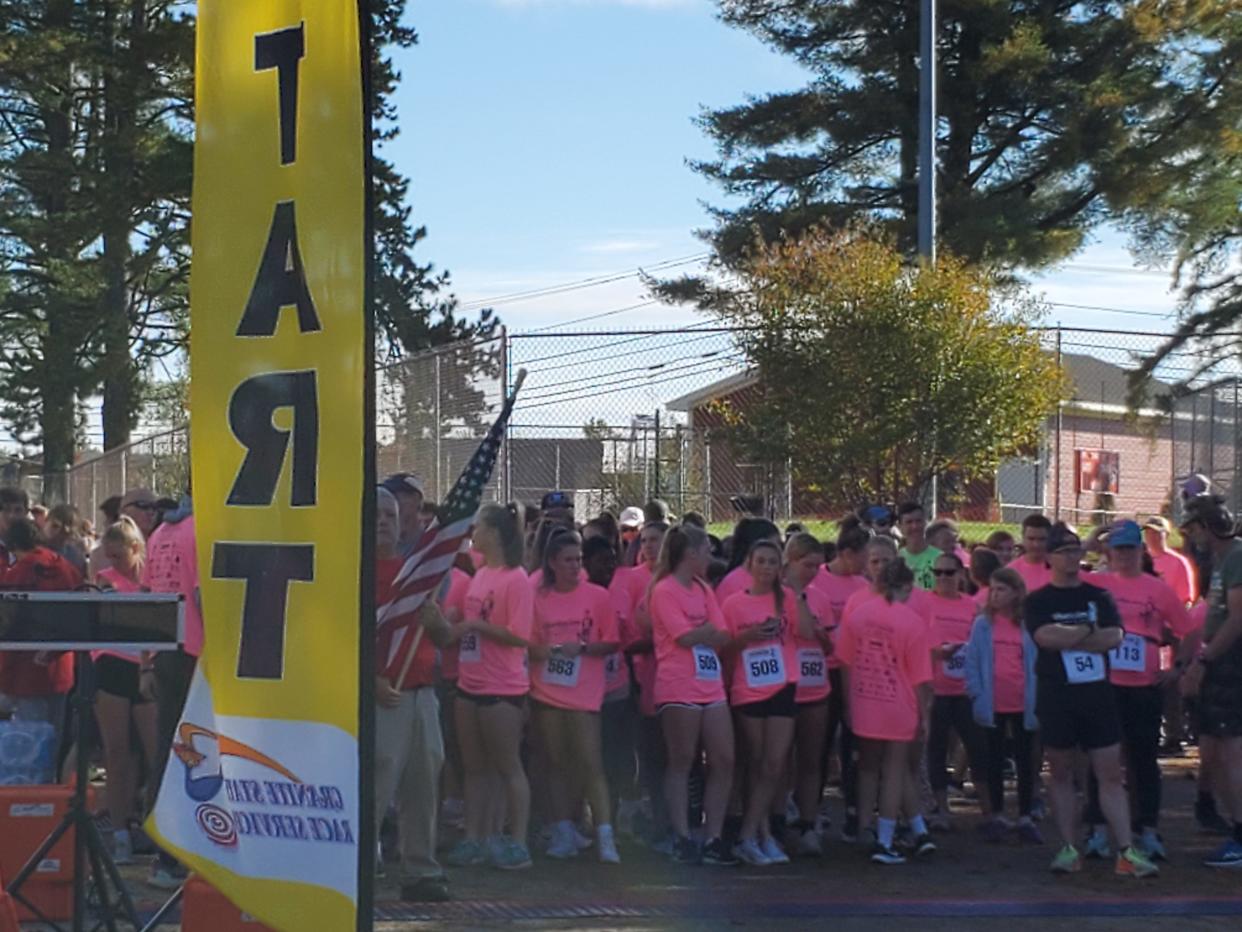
[664, 352, 1174, 413]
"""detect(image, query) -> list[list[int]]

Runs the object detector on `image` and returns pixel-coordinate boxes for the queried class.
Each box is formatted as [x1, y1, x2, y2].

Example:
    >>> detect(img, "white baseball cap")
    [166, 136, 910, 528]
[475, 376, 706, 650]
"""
[619, 506, 644, 529]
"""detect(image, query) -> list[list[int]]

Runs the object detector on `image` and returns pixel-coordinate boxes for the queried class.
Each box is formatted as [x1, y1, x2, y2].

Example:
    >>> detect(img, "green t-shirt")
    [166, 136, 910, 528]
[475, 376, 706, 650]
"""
[1205, 538, 1242, 641]
[900, 545, 943, 590]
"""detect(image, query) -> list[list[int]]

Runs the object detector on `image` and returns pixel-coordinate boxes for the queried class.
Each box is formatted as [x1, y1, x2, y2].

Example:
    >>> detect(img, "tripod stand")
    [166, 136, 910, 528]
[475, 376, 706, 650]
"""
[6, 651, 142, 932]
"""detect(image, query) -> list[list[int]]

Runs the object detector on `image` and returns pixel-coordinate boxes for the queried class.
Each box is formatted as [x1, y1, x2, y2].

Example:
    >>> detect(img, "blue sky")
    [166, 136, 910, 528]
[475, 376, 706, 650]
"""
[387, 0, 1185, 335]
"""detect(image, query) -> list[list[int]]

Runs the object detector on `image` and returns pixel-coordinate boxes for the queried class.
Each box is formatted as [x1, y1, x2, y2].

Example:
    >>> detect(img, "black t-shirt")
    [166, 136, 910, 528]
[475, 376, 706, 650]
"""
[1024, 580, 1121, 685]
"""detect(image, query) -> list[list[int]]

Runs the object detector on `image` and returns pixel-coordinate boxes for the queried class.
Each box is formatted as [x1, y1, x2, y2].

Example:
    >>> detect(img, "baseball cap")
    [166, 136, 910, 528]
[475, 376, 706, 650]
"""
[1181, 473, 1211, 500]
[381, 473, 425, 498]
[1142, 515, 1171, 534]
[1046, 523, 1083, 553]
[862, 504, 894, 525]
[619, 506, 644, 529]
[1106, 519, 1142, 548]
[541, 490, 573, 511]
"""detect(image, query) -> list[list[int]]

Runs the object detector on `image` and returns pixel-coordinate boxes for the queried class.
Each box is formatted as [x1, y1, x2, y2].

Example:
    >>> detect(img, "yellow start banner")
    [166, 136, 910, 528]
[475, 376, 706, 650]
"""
[148, 2, 367, 930]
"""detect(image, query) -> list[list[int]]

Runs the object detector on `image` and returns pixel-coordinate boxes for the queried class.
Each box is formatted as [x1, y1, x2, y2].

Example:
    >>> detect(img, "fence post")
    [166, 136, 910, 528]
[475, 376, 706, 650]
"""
[1054, 327, 1063, 521]
[653, 409, 661, 499]
[91, 460, 97, 518]
[120, 449, 128, 494]
[434, 351, 443, 500]
[705, 434, 713, 524]
[500, 327, 511, 503]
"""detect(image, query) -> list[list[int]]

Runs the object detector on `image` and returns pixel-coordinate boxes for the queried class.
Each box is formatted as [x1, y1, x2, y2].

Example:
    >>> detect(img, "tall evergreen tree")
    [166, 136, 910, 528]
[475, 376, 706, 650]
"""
[696, 0, 1238, 269]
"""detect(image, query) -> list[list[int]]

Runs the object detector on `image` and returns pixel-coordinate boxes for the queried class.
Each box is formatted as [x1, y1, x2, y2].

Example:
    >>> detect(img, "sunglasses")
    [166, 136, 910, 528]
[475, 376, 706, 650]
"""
[931, 568, 958, 577]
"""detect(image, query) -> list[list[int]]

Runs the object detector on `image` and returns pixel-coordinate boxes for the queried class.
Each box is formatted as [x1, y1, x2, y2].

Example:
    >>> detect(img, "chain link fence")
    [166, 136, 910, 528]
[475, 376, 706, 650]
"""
[44, 324, 1242, 540]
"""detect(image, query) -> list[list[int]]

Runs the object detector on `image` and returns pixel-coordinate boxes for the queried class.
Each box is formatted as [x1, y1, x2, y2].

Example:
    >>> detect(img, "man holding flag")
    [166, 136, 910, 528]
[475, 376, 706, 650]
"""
[373, 486, 453, 903]
[372, 369, 525, 902]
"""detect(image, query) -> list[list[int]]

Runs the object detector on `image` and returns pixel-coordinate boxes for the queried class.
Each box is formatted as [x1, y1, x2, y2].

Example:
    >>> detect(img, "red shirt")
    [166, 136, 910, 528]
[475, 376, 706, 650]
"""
[0, 548, 82, 696]
[375, 557, 438, 689]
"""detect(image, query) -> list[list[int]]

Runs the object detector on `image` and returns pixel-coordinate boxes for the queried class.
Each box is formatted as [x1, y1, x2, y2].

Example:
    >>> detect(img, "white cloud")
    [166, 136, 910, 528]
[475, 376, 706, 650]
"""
[579, 238, 662, 255]
[493, 0, 699, 9]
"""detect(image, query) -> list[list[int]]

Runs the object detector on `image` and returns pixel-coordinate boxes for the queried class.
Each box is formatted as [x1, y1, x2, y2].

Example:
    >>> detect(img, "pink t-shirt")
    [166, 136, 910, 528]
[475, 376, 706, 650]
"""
[919, 593, 976, 697]
[836, 598, 932, 742]
[991, 614, 1026, 715]
[612, 564, 657, 714]
[973, 586, 990, 608]
[1152, 549, 1196, 606]
[721, 588, 799, 706]
[1092, 572, 1193, 687]
[530, 582, 618, 712]
[437, 568, 471, 681]
[1007, 556, 1052, 594]
[604, 582, 636, 699]
[714, 565, 750, 604]
[793, 585, 835, 703]
[650, 576, 727, 706]
[811, 569, 867, 670]
[457, 566, 533, 697]
[94, 567, 142, 662]
[142, 515, 203, 657]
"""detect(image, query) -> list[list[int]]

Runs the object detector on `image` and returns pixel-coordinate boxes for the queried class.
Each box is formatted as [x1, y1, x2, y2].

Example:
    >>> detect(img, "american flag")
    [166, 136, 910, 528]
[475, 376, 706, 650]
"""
[376, 377, 521, 673]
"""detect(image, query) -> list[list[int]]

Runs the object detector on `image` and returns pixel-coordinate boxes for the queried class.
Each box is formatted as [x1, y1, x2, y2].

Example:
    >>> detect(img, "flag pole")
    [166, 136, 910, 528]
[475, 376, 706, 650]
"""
[385, 368, 529, 690]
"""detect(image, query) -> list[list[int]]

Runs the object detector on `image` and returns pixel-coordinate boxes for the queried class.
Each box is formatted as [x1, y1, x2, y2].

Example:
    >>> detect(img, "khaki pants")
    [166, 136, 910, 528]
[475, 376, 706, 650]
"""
[375, 687, 445, 882]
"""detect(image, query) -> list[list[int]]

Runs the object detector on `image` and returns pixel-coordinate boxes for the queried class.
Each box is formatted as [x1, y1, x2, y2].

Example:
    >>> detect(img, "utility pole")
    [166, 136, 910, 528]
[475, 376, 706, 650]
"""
[920, 0, 939, 519]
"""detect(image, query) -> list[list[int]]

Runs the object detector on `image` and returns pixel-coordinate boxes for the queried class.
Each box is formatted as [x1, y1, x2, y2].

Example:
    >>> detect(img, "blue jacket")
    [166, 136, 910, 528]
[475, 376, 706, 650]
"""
[963, 614, 1039, 731]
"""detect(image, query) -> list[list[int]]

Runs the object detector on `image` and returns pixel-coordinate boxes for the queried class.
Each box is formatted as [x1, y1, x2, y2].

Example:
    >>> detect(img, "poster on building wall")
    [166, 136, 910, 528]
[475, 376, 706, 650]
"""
[1076, 449, 1121, 494]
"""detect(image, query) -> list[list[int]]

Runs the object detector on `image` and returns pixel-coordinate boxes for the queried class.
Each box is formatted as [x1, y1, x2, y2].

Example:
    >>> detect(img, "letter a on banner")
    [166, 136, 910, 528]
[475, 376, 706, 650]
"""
[147, 2, 370, 930]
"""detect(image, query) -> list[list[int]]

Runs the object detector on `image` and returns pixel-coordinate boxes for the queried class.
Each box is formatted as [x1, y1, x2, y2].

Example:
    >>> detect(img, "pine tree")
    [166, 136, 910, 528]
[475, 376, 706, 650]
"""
[698, 0, 1237, 269]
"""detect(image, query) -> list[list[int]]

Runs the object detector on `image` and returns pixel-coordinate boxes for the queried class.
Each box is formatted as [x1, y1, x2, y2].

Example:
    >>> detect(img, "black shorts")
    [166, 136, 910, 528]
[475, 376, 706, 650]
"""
[1035, 680, 1120, 751]
[1199, 648, 1242, 739]
[456, 689, 525, 710]
[736, 683, 798, 719]
[95, 655, 146, 704]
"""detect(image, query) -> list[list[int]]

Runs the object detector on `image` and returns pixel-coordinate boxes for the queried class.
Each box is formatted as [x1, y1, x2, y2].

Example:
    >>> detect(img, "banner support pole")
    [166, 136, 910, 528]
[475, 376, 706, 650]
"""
[357, 0, 377, 928]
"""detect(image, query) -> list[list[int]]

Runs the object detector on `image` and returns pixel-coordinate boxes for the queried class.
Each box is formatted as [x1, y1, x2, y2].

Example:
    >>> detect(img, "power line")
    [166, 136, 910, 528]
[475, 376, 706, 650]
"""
[518, 357, 748, 412]
[520, 331, 730, 377]
[457, 253, 709, 311]
[520, 351, 746, 406]
[1047, 301, 1175, 320]
[527, 300, 659, 332]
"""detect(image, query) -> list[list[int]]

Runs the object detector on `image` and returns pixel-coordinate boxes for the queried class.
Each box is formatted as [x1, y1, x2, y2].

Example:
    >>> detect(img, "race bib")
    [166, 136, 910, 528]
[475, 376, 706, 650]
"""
[1062, 650, 1106, 684]
[942, 646, 967, 680]
[797, 648, 827, 688]
[542, 654, 581, 688]
[459, 631, 481, 664]
[692, 644, 721, 681]
[1109, 633, 1146, 673]
[604, 651, 624, 686]
[743, 645, 786, 689]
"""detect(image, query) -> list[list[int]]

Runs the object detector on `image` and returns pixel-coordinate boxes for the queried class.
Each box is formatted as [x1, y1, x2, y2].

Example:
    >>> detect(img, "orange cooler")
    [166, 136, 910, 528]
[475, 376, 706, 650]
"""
[0, 785, 84, 922]
[181, 876, 276, 932]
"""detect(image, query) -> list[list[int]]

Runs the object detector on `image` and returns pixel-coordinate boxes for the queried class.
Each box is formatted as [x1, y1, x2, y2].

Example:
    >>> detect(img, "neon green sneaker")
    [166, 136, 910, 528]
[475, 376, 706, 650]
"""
[1050, 843, 1082, 874]
[1116, 845, 1159, 878]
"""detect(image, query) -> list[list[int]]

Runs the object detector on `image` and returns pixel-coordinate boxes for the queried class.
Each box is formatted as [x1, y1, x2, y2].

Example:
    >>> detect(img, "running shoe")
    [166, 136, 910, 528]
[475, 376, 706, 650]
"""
[673, 835, 701, 865]
[1050, 844, 1082, 874]
[761, 836, 791, 865]
[400, 876, 451, 902]
[702, 837, 739, 866]
[1139, 829, 1167, 861]
[1016, 818, 1044, 845]
[796, 828, 823, 857]
[1196, 799, 1233, 835]
[146, 857, 188, 890]
[598, 827, 621, 865]
[572, 825, 594, 850]
[445, 838, 488, 868]
[979, 818, 1008, 844]
[870, 842, 905, 865]
[840, 810, 859, 844]
[733, 837, 772, 866]
[1083, 828, 1112, 860]
[545, 823, 579, 860]
[1204, 839, 1242, 868]
[650, 833, 677, 857]
[492, 836, 533, 871]
[1115, 845, 1159, 878]
[913, 833, 936, 857]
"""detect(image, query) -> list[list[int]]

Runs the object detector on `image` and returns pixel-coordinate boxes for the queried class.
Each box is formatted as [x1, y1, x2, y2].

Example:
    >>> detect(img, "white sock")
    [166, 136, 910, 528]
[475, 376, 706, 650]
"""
[597, 823, 614, 839]
[909, 814, 928, 837]
[877, 818, 896, 847]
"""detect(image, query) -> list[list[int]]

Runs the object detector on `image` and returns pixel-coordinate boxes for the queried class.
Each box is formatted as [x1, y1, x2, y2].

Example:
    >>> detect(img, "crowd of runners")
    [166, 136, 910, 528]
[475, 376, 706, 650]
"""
[375, 473, 1242, 902]
[3, 473, 1241, 908]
